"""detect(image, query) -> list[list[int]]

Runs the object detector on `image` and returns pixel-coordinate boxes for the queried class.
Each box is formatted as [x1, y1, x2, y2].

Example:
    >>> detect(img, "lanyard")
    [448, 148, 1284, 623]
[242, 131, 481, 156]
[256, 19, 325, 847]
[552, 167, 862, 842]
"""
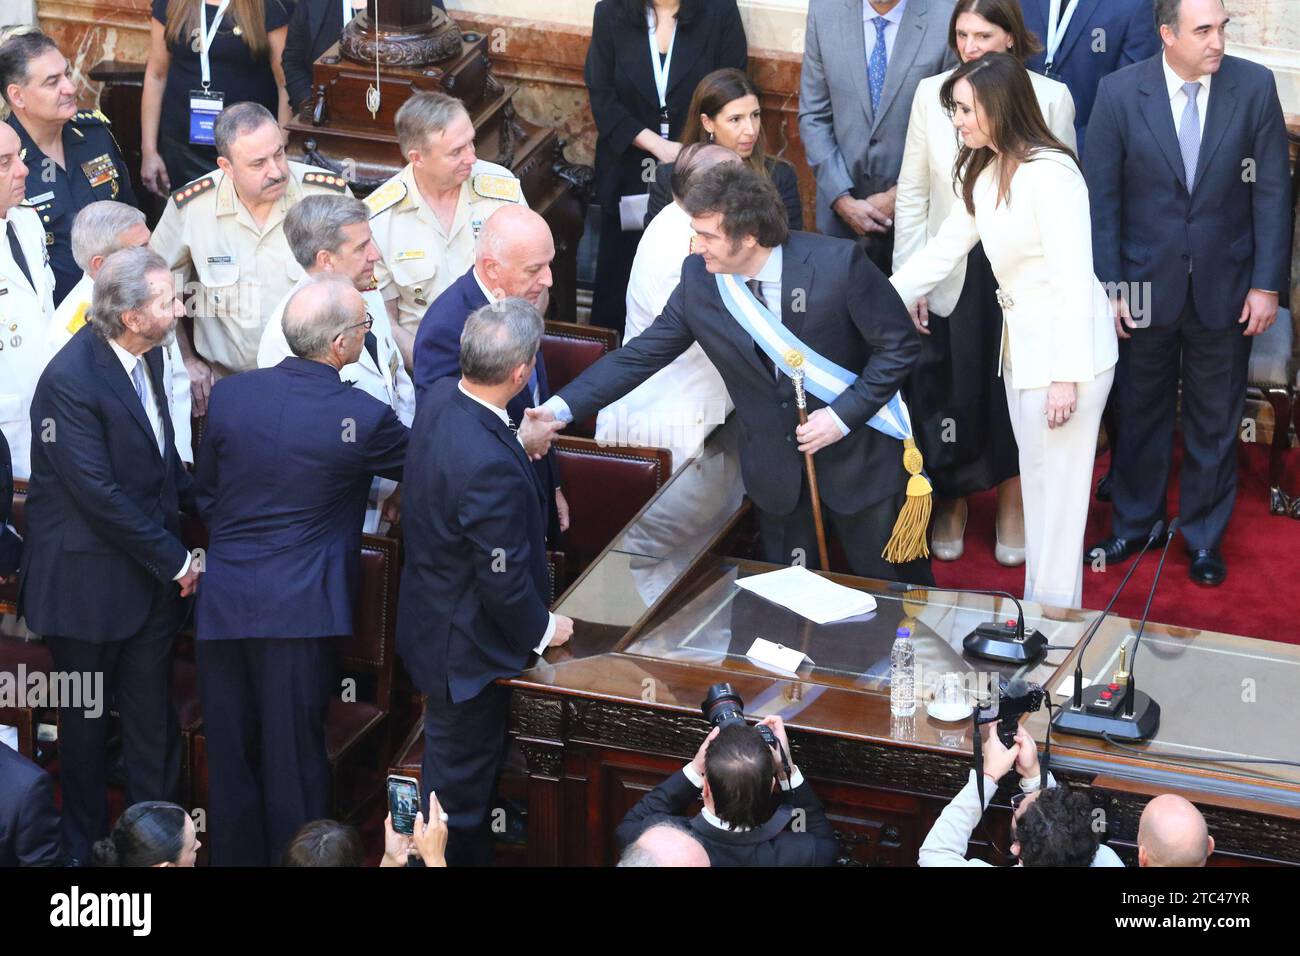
[1044, 0, 1079, 70]
[198, 0, 231, 90]
[646, 10, 677, 137]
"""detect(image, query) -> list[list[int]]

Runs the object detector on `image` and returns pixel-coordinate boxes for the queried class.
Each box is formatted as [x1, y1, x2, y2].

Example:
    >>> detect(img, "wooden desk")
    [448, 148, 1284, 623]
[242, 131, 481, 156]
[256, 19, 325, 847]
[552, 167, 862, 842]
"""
[505, 420, 1300, 866]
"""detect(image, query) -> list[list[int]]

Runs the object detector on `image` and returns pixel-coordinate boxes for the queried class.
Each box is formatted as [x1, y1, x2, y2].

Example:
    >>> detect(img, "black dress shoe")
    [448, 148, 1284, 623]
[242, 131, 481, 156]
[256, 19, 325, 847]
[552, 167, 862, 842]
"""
[1096, 473, 1113, 502]
[1086, 535, 1142, 565]
[1189, 549, 1226, 587]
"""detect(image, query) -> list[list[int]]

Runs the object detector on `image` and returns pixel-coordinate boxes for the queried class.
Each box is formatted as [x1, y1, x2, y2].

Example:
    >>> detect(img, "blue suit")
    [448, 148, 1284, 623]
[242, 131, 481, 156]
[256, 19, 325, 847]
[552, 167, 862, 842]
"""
[0, 430, 20, 577]
[1021, 0, 1159, 156]
[1086, 53, 1290, 552]
[413, 267, 562, 538]
[0, 744, 65, 866]
[396, 377, 550, 865]
[194, 356, 408, 865]
[20, 326, 193, 863]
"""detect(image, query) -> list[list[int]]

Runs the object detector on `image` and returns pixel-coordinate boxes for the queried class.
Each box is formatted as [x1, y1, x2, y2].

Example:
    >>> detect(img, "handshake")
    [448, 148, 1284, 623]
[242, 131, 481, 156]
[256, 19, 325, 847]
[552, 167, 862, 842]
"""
[517, 405, 568, 460]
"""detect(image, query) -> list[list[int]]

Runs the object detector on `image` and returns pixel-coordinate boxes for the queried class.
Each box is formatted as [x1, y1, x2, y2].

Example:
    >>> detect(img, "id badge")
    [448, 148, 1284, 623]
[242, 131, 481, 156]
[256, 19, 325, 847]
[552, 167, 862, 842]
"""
[658, 108, 670, 140]
[189, 89, 225, 146]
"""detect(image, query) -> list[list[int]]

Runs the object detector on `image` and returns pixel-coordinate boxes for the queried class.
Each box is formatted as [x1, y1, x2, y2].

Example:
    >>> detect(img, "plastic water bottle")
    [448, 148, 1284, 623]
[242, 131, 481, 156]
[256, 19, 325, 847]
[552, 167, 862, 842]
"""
[890, 626, 916, 717]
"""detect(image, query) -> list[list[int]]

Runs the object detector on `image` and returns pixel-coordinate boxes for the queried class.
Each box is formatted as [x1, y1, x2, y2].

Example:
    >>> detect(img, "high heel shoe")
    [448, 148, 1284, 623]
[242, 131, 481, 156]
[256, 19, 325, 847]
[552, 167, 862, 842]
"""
[995, 481, 1026, 567]
[931, 498, 968, 561]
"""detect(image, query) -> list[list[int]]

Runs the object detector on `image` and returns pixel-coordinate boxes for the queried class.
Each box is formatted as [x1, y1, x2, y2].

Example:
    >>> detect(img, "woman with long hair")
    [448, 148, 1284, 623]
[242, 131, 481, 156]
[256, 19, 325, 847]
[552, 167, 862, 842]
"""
[141, 0, 292, 195]
[643, 67, 801, 229]
[894, 0, 1076, 568]
[891, 52, 1116, 609]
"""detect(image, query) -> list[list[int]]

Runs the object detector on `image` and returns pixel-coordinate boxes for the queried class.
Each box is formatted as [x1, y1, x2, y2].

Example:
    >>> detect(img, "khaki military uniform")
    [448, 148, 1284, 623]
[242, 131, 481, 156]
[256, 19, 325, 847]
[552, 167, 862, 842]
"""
[150, 161, 353, 373]
[366, 159, 526, 335]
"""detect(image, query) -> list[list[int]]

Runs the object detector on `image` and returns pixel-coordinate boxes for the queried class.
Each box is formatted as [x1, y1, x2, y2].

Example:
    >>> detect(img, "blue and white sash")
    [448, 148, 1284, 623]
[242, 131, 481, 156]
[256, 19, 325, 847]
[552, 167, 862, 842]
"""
[715, 271, 915, 443]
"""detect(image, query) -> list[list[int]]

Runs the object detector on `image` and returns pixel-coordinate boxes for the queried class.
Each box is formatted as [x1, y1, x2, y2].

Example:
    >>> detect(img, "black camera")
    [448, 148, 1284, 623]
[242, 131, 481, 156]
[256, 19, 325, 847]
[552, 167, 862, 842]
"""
[701, 683, 789, 774]
[975, 677, 1045, 747]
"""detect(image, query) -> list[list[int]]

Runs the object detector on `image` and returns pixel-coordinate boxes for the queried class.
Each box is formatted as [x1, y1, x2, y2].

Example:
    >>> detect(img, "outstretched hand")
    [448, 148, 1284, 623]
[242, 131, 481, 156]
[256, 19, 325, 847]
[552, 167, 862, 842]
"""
[519, 406, 566, 460]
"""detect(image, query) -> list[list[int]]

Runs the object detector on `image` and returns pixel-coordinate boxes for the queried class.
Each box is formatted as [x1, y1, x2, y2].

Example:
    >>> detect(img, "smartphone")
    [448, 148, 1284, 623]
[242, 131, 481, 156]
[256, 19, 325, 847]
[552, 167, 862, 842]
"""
[387, 774, 420, 836]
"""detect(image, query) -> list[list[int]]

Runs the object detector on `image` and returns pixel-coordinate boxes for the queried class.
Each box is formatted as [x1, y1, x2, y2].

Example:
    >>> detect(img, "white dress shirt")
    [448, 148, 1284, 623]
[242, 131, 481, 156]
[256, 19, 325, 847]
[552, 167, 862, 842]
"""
[1163, 52, 1211, 139]
[456, 380, 557, 654]
[863, 0, 909, 63]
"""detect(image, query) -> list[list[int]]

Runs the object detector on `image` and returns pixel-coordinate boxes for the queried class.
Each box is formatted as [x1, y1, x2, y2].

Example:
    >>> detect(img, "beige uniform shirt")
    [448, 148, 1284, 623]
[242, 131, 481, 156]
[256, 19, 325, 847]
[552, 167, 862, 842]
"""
[0, 205, 57, 480]
[366, 159, 526, 335]
[150, 161, 353, 373]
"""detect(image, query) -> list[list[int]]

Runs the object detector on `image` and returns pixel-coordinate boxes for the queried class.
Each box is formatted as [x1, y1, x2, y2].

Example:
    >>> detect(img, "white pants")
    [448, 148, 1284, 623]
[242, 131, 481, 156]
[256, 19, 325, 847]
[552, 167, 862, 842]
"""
[1003, 367, 1114, 608]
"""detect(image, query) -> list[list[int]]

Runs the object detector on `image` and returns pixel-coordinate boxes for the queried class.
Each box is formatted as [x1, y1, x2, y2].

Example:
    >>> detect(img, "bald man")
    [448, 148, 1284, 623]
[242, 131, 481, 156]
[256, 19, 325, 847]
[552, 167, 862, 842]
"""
[1138, 794, 1214, 867]
[618, 821, 711, 867]
[412, 204, 566, 538]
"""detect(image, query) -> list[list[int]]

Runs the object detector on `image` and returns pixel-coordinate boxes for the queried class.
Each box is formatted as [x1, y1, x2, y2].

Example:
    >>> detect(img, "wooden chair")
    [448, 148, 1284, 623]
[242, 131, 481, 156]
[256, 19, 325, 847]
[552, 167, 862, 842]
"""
[541, 320, 619, 437]
[1245, 308, 1295, 516]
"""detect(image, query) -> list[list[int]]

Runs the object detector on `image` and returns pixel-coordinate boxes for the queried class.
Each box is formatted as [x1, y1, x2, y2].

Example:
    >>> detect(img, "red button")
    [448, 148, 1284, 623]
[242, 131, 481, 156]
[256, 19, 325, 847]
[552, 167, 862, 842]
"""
[1006, 620, 1016, 627]
[1108, 683, 1120, 691]
[1100, 691, 1113, 700]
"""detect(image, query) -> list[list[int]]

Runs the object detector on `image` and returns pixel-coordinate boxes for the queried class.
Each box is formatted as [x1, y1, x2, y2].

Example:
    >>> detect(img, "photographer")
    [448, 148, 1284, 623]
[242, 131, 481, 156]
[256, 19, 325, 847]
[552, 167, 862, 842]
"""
[615, 716, 837, 867]
[919, 724, 1124, 867]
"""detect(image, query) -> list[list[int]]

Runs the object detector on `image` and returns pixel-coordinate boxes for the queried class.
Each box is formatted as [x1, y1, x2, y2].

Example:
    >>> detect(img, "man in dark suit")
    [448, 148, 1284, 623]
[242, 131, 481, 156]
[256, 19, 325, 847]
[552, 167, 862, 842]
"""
[528, 163, 929, 582]
[20, 246, 198, 864]
[412, 205, 568, 539]
[397, 297, 573, 866]
[1021, 0, 1160, 155]
[0, 743, 65, 866]
[615, 718, 837, 867]
[194, 274, 408, 866]
[0, 430, 20, 579]
[1085, 0, 1290, 586]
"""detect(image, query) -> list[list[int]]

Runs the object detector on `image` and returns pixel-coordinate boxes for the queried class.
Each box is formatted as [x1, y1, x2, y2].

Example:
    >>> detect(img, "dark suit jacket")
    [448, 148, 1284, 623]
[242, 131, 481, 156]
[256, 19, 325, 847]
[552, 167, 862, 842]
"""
[1021, 0, 1160, 155]
[585, 0, 747, 209]
[0, 744, 65, 867]
[282, 0, 446, 109]
[396, 377, 550, 704]
[558, 231, 920, 516]
[644, 156, 803, 230]
[614, 768, 837, 867]
[20, 327, 194, 642]
[194, 358, 408, 640]
[1086, 53, 1291, 328]
[0, 430, 20, 577]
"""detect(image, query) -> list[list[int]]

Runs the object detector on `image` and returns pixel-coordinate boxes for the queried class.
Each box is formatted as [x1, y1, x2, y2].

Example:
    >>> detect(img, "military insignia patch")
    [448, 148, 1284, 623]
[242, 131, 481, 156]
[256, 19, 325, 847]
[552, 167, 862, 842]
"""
[302, 170, 349, 192]
[172, 176, 215, 207]
[81, 153, 120, 189]
[65, 301, 89, 335]
[365, 179, 407, 217]
[471, 174, 522, 203]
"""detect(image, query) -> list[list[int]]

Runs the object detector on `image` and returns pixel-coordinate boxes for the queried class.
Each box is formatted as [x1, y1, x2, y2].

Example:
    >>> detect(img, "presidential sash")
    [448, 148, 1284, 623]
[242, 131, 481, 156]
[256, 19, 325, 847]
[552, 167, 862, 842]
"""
[716, 271, 932, 562]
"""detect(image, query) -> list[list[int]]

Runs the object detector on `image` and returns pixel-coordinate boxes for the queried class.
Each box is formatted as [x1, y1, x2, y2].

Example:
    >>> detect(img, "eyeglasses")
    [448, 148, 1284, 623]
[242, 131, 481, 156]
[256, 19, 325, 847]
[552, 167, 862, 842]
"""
[336, 313, 374, 338]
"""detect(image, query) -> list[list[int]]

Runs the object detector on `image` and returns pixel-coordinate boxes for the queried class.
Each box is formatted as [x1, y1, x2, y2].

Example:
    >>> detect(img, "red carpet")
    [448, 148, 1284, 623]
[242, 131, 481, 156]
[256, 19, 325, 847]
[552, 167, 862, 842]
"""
[932, 443, 1300, 645]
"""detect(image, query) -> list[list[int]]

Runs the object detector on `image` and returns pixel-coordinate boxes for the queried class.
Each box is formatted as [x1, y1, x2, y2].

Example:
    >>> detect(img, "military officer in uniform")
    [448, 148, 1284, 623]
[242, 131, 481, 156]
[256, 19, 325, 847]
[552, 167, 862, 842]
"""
[367, 90, 526, 366]
[0, 30, 137, 304]
[0, 121, 57, 481]
[150, 101, 351, 415]
[46, 201, 193, 464]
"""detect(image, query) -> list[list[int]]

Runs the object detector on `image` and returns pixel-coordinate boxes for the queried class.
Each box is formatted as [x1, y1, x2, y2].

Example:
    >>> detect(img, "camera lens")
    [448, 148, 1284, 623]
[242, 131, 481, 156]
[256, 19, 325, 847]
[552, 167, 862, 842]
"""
[701, 682, 746, 729]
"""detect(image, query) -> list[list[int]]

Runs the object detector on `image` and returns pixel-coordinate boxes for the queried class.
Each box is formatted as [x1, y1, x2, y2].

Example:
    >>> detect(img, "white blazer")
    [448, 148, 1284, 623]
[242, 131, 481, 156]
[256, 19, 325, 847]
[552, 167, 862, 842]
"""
[894, 68, 1077, 317]
[890, 150, 1118, 391]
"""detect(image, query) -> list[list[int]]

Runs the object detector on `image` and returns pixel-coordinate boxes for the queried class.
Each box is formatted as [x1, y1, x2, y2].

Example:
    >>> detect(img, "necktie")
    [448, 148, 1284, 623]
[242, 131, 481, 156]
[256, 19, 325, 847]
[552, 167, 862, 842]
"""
[364, 330, 379, 366]
[6, 220, 33, 290]
[746, 278, 778, 379]
[1178, 81, 1202, 191]
[868, 16, 889, 115]
[130, 358, 150, 412]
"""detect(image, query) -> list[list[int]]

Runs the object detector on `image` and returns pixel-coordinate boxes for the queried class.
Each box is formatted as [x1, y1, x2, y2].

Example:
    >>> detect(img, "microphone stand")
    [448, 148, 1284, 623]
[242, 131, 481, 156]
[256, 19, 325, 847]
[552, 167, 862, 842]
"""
[888, 580, 1045, 664]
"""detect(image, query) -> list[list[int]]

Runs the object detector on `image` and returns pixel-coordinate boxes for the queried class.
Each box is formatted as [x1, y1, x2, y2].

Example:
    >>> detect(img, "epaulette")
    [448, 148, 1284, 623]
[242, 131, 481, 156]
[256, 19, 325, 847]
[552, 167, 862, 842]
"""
[172, 176, 216, 208]
[301, 169, 349, 192]
[471, 173, 522, 204]
[365, 178, 406, 217]
[72, 109, 111, 127]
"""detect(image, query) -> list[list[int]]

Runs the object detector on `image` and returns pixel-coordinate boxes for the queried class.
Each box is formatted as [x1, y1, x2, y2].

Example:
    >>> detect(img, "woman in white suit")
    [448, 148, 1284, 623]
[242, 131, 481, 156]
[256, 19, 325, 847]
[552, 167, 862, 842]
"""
[890, 52, 1116, 609]
[894, 0, 1076, 568]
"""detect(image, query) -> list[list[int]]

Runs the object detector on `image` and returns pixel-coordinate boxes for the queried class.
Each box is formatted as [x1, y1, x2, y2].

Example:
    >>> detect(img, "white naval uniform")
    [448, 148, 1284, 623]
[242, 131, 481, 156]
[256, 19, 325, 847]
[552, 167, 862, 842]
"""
[0, 205, 57, 480]
[257, 280, 415, 531]
[46, 272, 195, 464]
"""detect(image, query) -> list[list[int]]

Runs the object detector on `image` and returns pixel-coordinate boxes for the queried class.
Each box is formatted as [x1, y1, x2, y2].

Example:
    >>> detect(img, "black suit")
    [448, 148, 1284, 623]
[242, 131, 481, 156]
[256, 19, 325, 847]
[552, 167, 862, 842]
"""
[585, 0, 747, 331]
[1087, 54, 1291, 551]
[557, 231, 930, 581]
[645, 156, 802, 231]
[615, 768, 837, 866]
[0, 743, 65, 866]
[0, 430, 20, 577]
[396, 377, 551, 866]
[282, 0, 447, 110]
[20, 326, 194, 864]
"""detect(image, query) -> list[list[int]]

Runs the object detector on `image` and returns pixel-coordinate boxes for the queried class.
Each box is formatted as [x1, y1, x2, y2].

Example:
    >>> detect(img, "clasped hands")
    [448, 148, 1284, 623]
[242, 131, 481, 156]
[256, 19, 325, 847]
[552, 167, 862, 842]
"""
[518, 406, 566, 460]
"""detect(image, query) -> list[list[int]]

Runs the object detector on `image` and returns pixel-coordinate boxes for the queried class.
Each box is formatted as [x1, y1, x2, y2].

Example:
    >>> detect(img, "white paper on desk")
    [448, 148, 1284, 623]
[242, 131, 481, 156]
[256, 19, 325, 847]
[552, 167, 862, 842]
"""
[1054, 675, 1092, 698]
[745, 637, 812, 675]
[618, 193, 650, 231]
[734, 565, 877, 625]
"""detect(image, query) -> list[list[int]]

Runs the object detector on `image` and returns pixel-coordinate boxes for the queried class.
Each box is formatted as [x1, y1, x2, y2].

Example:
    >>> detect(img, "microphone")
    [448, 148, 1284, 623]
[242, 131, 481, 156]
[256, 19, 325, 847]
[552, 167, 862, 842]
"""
[1053, 519, 1175, 742]
[887, 580, 1045, 664]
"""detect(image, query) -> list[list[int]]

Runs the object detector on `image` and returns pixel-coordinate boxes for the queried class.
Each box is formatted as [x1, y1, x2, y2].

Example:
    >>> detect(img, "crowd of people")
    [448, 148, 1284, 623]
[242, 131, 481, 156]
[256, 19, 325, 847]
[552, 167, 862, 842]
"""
[0, 0, 1288, 867]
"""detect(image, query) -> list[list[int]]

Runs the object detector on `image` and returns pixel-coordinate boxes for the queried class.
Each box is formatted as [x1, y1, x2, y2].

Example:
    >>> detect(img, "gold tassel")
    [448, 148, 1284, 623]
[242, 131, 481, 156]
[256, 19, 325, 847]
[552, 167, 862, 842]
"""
[882, 437, 933, 564]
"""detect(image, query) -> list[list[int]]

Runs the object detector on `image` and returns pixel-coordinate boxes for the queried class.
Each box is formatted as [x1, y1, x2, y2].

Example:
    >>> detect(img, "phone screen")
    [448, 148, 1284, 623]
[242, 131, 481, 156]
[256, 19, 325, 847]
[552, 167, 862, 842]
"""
[388, 776, 420, 835]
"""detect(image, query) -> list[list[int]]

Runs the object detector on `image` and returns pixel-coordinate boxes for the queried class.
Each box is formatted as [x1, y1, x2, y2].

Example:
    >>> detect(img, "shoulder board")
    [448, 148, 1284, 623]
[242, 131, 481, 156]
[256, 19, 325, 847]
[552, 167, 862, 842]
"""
[471, 173, 522, 203]
[72, 109, 111, 127]
[65, 301, 90, 336]
[365, 178, 407, 217]
[171, 176, 216, 208]
[301, 169, 350, 192]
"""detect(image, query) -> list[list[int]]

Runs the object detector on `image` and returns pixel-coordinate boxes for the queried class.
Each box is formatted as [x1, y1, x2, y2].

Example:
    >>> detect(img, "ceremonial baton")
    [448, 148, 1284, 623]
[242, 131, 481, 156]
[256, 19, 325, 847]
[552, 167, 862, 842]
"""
[785, 350, 830, 571]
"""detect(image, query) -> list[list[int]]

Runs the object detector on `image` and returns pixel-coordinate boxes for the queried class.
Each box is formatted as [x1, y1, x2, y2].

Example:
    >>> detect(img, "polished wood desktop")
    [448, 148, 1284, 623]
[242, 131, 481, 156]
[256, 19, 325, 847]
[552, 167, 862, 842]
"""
[504, 420, 1300, 866]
